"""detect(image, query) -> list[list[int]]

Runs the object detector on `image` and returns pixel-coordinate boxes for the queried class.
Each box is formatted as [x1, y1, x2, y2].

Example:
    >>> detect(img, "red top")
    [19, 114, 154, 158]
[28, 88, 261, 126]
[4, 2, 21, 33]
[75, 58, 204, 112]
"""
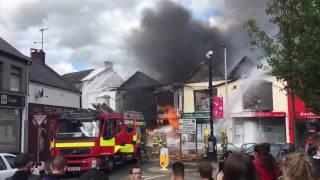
[253, 158, 279, 180]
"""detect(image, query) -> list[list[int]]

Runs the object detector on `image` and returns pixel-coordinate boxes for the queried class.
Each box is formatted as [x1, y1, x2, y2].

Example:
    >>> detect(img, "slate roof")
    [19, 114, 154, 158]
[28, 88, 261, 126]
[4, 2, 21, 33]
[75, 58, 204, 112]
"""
[185, 61, 224, 83]
[228, 56, 257, 79]
[29, 59, 80, 93]
[118, 71, 159, 91]
[62, 69, 94, 84]
[0, 37, 32, 62]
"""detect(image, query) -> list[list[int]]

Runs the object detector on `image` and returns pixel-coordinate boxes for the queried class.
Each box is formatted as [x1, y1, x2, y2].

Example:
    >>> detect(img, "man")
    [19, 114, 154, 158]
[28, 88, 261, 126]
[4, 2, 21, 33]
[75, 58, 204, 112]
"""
[44, 156, 68, 180]
[129, 165, 142, 180]
[198, 161, 213, 180]
[171, 162, 184, 180]
[311, 142, 320, 171]
[6, 153, 45, 180]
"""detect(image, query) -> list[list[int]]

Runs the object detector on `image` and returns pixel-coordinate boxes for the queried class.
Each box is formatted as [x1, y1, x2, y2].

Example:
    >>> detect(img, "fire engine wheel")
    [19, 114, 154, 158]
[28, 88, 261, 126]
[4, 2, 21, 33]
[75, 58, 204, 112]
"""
[106, 158, 115, 170]
[134, 148, 141, 163]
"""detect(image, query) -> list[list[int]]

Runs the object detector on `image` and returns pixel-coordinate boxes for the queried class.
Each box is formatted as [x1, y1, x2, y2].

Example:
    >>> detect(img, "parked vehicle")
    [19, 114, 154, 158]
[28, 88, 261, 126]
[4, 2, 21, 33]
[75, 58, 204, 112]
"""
[0, 153, 16, 179]
[49, 110, 141, 172]
[217, 143, 240, 155]
[243, 143, 295, 164]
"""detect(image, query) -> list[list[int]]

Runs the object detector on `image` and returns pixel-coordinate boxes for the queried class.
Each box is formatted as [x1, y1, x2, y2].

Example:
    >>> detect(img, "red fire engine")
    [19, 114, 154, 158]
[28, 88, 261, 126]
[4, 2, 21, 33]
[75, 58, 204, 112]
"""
[49, 110, 140, 172]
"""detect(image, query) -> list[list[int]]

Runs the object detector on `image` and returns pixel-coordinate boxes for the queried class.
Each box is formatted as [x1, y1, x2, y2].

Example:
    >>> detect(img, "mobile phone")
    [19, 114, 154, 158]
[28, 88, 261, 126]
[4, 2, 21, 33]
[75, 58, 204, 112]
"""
[33, 162, 42, 167]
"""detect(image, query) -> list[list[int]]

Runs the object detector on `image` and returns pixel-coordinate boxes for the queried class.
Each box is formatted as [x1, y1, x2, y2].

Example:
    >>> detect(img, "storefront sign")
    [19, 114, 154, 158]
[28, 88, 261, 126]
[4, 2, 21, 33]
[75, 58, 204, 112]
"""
[213, 97, 223, 119]
[0, 93, 24, 107]
[124, 111, 144, 120]
[179, 119, 196, 134]
[182, 112, 210, 119]
[296, 112, 320, 119]
[231, 111, 286, 118]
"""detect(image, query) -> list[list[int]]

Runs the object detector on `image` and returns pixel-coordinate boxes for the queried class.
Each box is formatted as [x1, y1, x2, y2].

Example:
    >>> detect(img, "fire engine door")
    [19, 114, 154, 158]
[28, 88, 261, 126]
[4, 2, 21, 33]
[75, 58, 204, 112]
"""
[114, 118, 126, 152]
[124, 118, 136, 148]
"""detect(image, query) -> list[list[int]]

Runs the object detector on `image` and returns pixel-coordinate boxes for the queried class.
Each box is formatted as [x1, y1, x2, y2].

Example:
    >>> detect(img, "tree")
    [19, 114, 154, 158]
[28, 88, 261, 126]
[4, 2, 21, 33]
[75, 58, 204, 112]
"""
[244, 0, 320, 146]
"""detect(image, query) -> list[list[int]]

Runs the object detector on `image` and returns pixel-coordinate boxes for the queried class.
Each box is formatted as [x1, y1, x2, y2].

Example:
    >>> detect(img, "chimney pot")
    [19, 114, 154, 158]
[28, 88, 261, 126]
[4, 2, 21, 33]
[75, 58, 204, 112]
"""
[104, 61, 113, 69]
[30, 48, 45, 64]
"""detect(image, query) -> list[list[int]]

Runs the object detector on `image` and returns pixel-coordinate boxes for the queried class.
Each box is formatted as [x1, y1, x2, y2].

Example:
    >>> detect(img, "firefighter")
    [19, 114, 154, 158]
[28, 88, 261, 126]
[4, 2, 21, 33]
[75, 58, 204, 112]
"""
[203, 129, 210, 158]
[160, 131, 167, 148]
[152, 130, 160, 156]
[221, 130, 228, 155]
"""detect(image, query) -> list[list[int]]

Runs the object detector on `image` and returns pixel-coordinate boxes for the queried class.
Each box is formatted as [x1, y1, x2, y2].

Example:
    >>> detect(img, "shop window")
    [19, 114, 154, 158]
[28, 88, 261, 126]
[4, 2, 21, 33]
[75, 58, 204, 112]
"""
[0, 109, 20, 153]
[10, 66, 21, 92]
[194, 89, 217, 111]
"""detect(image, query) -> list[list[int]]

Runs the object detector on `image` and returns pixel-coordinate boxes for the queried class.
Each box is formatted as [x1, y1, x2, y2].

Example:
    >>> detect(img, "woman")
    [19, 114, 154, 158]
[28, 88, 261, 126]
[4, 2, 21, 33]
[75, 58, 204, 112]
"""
[253, 143, 279, 180]
[281, 152, 319, 180]
[217, 152, 258, 180]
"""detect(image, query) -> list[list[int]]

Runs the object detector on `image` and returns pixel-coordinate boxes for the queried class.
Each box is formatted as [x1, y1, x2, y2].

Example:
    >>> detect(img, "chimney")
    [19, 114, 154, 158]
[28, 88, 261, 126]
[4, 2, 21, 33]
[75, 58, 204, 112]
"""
[30, 48, 45, 64]
[104, 61, 113, 70]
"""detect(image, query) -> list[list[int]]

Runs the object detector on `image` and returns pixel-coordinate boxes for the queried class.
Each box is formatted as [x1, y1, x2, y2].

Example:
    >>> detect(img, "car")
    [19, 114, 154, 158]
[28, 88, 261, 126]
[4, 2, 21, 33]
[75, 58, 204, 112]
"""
[0, 153, 16, 179]
[243, 143, 295, 164]
[240, 143, 256, 152]
[217, 143, 240, 155]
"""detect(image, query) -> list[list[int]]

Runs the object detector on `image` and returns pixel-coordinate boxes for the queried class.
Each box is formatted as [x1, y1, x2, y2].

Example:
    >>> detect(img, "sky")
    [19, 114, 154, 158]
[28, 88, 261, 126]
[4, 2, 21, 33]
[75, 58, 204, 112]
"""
[0, 0, 269, 80]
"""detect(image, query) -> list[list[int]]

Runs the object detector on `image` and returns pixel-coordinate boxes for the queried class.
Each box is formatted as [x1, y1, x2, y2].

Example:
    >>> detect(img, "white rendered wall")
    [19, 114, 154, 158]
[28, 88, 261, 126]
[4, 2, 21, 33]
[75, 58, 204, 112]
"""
[28, 82, 80, 108]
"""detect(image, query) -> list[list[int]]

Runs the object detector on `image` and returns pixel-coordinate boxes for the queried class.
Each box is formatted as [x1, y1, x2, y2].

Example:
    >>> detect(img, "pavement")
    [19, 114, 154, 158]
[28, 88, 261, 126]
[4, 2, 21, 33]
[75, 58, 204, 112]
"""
[67, 158, 218, 180]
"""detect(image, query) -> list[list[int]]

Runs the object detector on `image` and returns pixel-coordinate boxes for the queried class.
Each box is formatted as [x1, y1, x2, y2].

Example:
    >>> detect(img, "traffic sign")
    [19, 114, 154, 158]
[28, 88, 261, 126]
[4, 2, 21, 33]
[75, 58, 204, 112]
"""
[179, 119, 196, 134]
[33, 113, 47, 127]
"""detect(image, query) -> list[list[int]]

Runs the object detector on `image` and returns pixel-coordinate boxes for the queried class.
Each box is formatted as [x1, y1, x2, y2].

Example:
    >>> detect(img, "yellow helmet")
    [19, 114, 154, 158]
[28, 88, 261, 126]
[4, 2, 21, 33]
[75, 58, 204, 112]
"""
[204, 129, 210, 136]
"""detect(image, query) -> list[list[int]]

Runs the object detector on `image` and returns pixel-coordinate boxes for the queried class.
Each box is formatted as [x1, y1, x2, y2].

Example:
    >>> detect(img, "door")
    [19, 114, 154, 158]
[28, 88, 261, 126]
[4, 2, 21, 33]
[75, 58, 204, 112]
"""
[123, 118, 136, 153]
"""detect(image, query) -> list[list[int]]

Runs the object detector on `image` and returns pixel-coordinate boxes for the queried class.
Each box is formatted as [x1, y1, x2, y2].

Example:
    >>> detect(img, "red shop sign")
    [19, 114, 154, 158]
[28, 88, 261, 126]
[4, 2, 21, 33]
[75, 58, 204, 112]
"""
[213, 97, 224, 119]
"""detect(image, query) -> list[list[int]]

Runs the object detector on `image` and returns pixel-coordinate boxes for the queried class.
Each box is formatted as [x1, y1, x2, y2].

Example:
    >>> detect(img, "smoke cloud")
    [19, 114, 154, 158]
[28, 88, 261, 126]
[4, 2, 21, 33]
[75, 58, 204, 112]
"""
[127, 0, 271, 83]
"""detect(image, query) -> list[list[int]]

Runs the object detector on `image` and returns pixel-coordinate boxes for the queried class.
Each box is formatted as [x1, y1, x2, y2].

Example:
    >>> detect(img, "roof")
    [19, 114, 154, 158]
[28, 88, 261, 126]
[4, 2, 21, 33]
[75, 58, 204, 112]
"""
[228, 56, 257, 79]
[0, 37, 32, 62]
[62, 69, 94, 84]
[29, 60, 80, 93]
[185, 61, 224, 83]
[118, 71, 159, 91]
[82, 68, 105, 81]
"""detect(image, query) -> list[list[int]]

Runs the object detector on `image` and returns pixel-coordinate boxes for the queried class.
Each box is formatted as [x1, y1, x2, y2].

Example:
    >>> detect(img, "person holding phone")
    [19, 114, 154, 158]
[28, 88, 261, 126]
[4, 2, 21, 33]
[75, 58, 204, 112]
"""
[5, 153, 45, 180]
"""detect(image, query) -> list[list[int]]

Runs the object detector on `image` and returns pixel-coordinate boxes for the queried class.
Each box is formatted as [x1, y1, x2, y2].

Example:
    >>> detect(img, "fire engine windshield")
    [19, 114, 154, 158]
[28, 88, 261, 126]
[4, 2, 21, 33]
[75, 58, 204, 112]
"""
[56, 119, 100, 139]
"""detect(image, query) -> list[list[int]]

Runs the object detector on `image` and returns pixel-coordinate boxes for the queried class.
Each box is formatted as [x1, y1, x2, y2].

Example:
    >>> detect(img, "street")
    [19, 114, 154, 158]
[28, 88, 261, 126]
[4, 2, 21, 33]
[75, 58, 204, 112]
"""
[68, 159, 217, 180]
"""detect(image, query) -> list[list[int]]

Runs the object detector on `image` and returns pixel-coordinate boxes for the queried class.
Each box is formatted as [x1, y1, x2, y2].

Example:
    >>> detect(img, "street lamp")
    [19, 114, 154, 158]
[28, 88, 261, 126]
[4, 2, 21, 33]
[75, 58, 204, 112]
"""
[206, 51, 214, 138]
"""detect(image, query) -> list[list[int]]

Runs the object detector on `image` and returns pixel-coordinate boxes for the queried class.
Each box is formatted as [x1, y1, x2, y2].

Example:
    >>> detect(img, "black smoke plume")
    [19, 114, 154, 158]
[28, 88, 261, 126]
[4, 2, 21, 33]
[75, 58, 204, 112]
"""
[127, 0, 269, 83]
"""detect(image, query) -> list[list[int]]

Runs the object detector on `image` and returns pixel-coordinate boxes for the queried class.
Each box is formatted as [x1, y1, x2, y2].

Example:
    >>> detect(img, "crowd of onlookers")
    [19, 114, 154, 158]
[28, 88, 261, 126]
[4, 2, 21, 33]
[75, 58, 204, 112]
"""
[5, 132, 320, 180]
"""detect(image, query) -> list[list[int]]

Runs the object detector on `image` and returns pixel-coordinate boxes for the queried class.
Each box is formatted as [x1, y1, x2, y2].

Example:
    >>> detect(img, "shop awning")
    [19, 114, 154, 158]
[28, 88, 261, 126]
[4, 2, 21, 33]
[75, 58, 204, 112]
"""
[231, 111, 286, 118]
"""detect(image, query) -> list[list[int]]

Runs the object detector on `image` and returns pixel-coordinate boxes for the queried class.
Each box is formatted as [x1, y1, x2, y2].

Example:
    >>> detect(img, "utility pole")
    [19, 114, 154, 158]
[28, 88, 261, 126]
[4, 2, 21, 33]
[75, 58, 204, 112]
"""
[34, 27, 49, 50]
[206, 51, 214, 137]
[222, 45, 228, 126]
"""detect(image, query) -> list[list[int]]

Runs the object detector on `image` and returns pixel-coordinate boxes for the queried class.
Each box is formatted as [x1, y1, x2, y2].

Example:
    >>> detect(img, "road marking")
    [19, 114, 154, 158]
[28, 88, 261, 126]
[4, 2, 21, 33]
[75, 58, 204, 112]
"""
[143, 175, 166, 180]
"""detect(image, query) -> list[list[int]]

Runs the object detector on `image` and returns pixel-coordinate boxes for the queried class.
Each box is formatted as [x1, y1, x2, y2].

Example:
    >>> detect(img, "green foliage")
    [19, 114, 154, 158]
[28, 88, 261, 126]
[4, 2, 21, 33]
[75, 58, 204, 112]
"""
[244, 0, 320, 112]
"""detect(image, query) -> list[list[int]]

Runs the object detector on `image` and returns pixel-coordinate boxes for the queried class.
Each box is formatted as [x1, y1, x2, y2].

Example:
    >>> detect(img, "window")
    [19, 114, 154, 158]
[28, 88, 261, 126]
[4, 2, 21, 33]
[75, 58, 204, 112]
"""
[126, 119, 134, 134]
[4, 156, 15, 169]
[0, 158, 6, 170]
[10, 66, 21, 92]
[0, 109, 21, 153]
[103, 119, 114, 139]
[115, 119, 122, 134]
[194, 89, 217, 111]
[0, 62, 3, 88]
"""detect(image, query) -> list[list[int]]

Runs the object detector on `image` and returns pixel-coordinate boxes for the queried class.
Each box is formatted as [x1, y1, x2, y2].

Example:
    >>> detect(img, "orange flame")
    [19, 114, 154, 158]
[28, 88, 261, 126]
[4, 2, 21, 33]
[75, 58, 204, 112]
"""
[166, 106, 179, 129]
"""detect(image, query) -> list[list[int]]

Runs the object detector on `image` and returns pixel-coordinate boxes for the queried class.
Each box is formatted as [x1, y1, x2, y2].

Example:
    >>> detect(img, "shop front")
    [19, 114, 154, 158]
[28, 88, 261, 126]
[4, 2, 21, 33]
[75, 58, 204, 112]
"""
[231, 112, 286, 144]
[287, 96, 320, 148]
[28, 103, 76, 160]
[0, 93, 25, 153]
[181, 112, 223, 154]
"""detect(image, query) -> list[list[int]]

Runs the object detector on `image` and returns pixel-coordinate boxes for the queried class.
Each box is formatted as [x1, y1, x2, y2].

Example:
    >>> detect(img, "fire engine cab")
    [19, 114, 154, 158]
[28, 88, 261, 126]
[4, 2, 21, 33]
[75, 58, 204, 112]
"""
[49, 110, 140, 172]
